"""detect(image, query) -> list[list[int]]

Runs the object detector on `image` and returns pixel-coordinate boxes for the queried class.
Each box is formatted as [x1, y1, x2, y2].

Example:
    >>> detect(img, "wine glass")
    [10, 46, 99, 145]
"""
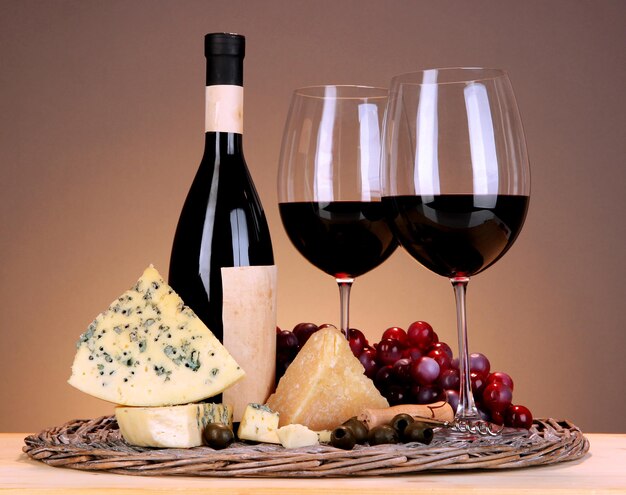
[278, 85, 398, 335]
[381, 68, 530, 438]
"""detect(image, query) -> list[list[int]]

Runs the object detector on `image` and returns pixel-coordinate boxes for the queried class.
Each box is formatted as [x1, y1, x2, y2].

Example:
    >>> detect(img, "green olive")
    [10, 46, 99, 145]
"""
[342, 417, 369, 444]
[331, 425, 356, 450]
[390, 413, 415, 437]
[203, 423, 234, 449]
[402, 422, 434, 445]
[368, 425, 399, 445]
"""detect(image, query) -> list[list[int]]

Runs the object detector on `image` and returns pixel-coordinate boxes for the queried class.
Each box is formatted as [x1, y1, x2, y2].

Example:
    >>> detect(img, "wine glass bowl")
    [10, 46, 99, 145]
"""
[278, 85, 397, 334]
[381, 68, 530, 438]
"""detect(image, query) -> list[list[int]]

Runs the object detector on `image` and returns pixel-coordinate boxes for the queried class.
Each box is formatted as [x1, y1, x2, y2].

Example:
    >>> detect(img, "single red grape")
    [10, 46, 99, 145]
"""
[482, 382, 513, 413]
[347, 328, 368, 357]
[450, 357, 460, 370]
[438, 368, 460, 390]
[382, 326, 407, 344]
[443, 389, 459, 412]
[276, 330, 299, 357]
[374, 365, 394, 391]
[376, 338, 405, 366]
[431, 341, 453, 359]
[392, 358, 413, 384]
[410, 356, 440, 386]
[505, 404, 533, 429]
[469, 352, 491, 379]
[292, 322, 319, 347]
[407, 321, 438, 351]
[427, 348, 452, 370]
[491, 410, 505, 426]
[402, 346, 423, 361]
[413, 385, 443, 404]
[471, 371, 487, 396]
[386, 385, 409, 406]
[358, 348, 379, 379]
[487, 371, 514, 391]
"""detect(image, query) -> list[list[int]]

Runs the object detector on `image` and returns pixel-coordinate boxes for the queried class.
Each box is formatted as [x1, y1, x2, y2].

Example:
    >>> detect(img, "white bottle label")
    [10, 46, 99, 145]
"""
[221, 265, 277, 421]
[205, 85, 244, 134]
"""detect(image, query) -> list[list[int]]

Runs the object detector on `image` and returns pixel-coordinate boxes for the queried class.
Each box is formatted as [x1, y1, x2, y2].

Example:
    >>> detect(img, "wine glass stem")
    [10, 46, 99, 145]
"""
[336, 277, 354, 337]
[451, 276, 480, 420]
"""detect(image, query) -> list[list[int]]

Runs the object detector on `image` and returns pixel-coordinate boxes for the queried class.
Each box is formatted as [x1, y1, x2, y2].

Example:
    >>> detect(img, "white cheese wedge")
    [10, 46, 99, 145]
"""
[115, 403, 233, 448]
[68, 265, 245, 406]
[237, 403, 280, 444]
[277, 424, 319, 449]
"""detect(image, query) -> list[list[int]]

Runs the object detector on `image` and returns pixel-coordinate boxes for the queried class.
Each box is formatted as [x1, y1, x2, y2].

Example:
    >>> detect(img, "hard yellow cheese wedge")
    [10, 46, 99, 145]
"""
[266, 327, 389, 431]
[68, 265, 245, 406]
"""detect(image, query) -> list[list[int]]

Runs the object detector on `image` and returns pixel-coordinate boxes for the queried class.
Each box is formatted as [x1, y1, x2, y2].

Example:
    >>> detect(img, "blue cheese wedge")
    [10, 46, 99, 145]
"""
[115, 403, 232, 448]
[68, 265, 245, 406]
[237, 403, 280, 444]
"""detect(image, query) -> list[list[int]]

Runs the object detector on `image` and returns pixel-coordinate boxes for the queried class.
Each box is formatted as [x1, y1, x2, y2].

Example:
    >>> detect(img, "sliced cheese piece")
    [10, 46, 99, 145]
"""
[316, 430, 332, 444]
[115, 402, 233, 448]
[266, 327, 389, 431]
[277, 424, 319, 449]
[68, 265, 245, 406]
[237, 403, 280, 444]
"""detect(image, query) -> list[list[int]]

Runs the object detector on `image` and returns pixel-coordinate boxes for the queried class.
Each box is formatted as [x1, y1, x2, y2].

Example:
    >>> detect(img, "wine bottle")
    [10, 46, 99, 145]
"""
[169, 33, 276, 414]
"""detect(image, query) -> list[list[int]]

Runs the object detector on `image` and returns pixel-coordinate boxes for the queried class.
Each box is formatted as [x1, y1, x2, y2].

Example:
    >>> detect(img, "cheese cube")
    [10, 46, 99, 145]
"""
[237, 403, 280, 444]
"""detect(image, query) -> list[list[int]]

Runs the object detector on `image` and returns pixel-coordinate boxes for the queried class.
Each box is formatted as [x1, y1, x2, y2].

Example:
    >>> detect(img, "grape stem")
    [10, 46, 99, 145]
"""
[336, 277, 354, 338]
[451, 277, 481, 422]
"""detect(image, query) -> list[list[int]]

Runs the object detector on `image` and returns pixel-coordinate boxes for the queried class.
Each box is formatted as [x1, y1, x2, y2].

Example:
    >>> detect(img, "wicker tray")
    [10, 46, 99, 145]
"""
[23, 416, 589, 477]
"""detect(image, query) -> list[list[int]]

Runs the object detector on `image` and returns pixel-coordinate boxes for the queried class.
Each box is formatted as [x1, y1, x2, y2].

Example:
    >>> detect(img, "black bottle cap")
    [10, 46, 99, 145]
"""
[205, 32, 245, 57]
[204, 33, 245, 86]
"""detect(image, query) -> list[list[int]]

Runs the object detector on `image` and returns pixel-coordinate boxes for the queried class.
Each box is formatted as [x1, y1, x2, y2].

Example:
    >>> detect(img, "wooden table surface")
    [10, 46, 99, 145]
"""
[1, 433, 625, 494]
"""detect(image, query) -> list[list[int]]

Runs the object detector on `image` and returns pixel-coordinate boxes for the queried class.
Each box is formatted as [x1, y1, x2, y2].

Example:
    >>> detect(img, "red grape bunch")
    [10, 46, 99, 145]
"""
[276, 320, 533, 429]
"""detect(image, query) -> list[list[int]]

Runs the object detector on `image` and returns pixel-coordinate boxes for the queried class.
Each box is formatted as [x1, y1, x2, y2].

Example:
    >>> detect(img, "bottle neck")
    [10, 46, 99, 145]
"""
[204, 131, 243, 155]
[204, 33, 244, 134]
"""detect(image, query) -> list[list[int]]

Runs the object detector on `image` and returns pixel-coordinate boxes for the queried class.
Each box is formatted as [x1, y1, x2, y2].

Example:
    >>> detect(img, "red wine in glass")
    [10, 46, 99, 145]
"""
[383, 194, 528, 278]
[279, 200, 397, 279]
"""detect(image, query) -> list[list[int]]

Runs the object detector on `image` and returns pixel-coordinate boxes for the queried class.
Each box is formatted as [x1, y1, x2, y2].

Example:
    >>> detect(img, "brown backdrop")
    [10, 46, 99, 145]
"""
[1, 0, 625, 433]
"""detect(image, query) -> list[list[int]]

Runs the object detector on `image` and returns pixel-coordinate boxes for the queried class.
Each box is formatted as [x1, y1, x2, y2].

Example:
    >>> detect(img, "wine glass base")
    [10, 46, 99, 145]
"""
[435, 422, 530, 443]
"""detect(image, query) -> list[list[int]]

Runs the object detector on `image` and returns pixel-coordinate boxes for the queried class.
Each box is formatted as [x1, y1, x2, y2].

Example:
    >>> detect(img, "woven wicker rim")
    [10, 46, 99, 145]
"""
[23, 416, 589, 477]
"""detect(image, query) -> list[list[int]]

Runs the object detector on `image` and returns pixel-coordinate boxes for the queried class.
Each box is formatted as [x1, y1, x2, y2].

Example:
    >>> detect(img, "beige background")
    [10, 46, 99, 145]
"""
[1, 0, 624, 433]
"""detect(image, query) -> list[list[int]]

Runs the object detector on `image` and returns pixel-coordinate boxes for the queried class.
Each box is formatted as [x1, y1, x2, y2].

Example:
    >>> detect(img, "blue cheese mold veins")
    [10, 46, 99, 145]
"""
[68, 265, 245, 406]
